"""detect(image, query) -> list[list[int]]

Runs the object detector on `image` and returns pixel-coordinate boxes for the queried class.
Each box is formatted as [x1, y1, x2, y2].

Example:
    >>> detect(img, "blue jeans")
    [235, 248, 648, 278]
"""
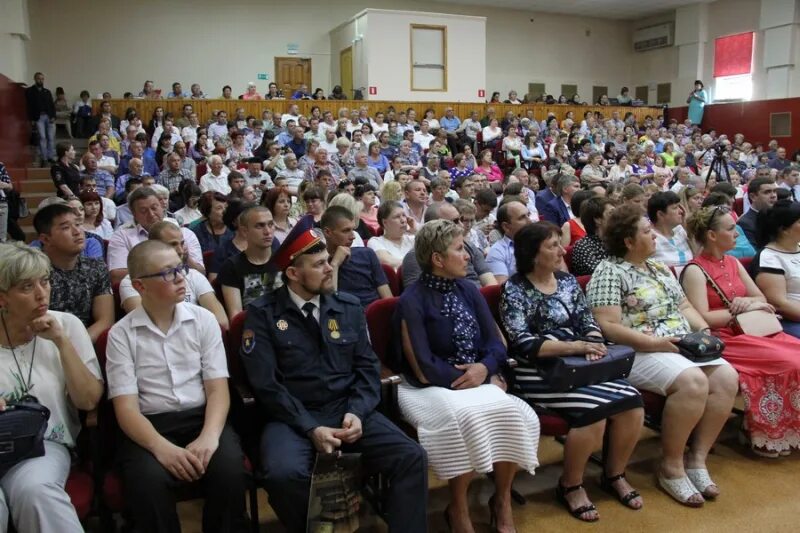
[36, 114, 56, 161]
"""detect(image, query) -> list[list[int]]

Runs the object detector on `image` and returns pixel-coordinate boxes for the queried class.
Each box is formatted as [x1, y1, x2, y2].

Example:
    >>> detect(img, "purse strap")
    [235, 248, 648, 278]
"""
[687, 261, 733, 308]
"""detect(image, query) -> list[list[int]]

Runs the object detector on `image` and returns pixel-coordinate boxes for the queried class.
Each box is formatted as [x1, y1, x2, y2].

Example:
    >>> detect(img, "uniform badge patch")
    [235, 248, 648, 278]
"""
[242, 329, 255, 354]
[276, 319, 289, 331]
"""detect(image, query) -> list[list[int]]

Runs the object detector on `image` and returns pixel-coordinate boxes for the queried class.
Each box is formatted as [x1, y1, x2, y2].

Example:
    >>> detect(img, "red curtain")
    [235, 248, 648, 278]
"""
[714, 32, 754, 78]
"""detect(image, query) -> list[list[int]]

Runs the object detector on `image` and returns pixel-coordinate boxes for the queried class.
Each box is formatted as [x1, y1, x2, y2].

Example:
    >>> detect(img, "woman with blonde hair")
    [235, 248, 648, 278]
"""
[393, 220, 539, 533]
[0, 242, 103, 531]
[380, 179, 403, 203]
[679, 186, 704, 223]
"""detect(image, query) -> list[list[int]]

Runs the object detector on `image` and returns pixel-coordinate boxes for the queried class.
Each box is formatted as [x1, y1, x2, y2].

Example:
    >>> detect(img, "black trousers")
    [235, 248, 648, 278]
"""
[117, 406, 248, 533]
[259, 411, 429, 533]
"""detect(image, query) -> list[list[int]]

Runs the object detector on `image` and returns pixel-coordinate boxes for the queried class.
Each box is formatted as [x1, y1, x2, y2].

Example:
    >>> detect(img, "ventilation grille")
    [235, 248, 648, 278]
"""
[771, 112, 791, 137]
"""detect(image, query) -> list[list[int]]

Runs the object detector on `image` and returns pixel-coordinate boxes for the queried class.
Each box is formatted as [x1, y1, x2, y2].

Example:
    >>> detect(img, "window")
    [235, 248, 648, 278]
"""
[410, 25, 447, 92]
[713, 32, 754, 101]
[657, 83, 671, 104]
[561, 84, 578, 100]
[592, 86, 609, 104]
[528, 83, 546, 101]
[635, 86, 649, 104]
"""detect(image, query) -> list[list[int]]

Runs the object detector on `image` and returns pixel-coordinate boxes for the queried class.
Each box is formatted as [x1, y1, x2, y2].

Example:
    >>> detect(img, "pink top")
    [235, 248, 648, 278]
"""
[242, 92, 263, 101]
[476, 164, 504, 183]
[360, 205, 380, 235]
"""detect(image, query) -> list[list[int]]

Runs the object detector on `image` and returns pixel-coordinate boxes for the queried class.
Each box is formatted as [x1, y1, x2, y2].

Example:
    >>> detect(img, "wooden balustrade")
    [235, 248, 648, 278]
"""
[96, 99, 662, 125]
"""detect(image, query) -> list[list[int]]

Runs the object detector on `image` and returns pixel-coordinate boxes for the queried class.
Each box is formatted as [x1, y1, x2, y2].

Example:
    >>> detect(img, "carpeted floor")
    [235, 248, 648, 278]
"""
[176, 419, 800, 532]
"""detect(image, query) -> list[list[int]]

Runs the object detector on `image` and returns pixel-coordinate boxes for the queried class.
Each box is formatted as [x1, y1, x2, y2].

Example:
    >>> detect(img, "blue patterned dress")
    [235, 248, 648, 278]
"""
[500, 271, 642, 427]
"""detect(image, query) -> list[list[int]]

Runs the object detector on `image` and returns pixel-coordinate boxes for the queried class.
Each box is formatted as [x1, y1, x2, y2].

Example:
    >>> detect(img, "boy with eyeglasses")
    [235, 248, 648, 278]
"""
[106, 239, 247, 533]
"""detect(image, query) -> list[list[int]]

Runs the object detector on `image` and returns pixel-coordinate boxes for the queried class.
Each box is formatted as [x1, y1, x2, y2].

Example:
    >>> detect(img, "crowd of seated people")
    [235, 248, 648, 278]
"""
[4, 86, 800, 532]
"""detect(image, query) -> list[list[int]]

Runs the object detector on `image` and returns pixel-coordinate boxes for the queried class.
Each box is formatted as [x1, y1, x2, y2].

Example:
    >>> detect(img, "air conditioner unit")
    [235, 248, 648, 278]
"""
[633, 23, 674, 52]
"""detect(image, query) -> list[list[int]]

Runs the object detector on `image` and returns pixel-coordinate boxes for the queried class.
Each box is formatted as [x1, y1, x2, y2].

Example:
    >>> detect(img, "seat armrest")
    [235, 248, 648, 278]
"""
[378, 374, 402, 422]
[231, 380, 256, 408]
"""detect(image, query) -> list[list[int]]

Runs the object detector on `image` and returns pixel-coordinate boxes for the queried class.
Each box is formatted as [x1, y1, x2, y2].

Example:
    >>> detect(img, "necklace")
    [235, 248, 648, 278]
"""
[1, 315, 36, 396]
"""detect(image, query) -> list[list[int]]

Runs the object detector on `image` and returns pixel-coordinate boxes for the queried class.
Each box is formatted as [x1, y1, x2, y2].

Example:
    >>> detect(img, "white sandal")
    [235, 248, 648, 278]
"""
[657, 474, 704, 508]
[686, 468, 718, 499]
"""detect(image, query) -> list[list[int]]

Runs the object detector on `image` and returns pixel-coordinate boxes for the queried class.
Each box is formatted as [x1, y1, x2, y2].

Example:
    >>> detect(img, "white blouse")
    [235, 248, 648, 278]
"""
[367, 235, 415, 264]
[0, 311, 102, 447]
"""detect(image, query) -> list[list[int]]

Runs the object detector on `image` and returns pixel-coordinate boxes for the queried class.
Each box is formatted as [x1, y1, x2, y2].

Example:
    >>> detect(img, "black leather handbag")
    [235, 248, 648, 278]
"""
[530, 297, 635, 391]
[675, 331, 725, 363]
[0, 320, 50, 476]
[0, 396, 50, 476]
[536, 337, 636, 392]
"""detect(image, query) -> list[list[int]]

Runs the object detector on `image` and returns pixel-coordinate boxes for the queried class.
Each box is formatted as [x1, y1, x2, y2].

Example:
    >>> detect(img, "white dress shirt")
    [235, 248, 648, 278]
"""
[106, 303, 229, 415]
[199, 172, 231, 194]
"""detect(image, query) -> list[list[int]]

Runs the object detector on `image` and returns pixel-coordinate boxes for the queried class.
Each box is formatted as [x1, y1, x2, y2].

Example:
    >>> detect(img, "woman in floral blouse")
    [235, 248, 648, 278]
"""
[586, 205, 739, 508]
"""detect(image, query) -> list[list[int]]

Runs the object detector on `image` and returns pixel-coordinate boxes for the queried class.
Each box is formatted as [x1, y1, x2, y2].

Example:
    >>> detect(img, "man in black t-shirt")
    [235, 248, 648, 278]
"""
[34, 203, 114, 342]
[218, 206, 278, 318]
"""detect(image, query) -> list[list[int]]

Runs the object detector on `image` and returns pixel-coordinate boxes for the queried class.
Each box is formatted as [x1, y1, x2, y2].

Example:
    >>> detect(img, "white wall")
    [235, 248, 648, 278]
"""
[0, 0, 30, 83]
[360, 10, 486, 102]
[25, 0, 638, 103]
[329, 12, 369, 96]
[632, 0, 768, 107]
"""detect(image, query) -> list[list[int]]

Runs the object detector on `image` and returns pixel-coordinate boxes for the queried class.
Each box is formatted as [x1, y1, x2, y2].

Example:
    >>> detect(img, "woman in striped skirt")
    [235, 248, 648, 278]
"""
[393, 220, 540, 533]
[500, 222, 645, 522]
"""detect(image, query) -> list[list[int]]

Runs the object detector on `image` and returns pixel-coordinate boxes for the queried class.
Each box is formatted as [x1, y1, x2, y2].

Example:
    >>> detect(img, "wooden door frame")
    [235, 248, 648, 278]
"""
[274, 57, 312, 91]
[339, 46, 353, 97]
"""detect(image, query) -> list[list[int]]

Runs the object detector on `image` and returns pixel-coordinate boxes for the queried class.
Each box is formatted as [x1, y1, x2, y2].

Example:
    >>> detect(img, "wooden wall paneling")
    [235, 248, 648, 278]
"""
[100, 100, 663, 127]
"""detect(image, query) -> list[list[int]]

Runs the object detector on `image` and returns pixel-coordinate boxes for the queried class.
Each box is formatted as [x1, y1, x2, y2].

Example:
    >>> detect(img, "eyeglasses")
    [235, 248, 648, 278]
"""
[136, 263, 188, 283]
[708, 205, 731, 228]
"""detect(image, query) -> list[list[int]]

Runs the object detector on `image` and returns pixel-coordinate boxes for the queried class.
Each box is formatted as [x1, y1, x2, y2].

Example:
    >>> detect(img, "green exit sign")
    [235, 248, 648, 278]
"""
[257, 73, 268, 80]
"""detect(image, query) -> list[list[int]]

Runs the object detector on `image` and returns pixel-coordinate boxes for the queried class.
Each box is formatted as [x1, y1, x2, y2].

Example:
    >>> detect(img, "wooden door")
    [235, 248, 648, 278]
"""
[275, 57, 312, 96]
[339, 47, 353, 99]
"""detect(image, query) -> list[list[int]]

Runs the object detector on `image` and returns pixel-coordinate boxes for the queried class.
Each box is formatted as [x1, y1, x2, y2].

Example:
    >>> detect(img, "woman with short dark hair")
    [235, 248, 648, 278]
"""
[754, 199, 800, 338]
[586, 205, 738, 507]
[501, 222, 644, 522]
[191, 191, 231, 251]
[571, 197, 614, 275]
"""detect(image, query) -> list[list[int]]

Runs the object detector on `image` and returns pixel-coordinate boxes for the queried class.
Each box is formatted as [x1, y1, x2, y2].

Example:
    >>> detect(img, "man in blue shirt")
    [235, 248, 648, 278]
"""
[276, 120, 296, 148]
[118, 138, 158, 178]
[285, 127, 307, 159]
[440, 107, 462, 154]
[321, 206, 392, 307]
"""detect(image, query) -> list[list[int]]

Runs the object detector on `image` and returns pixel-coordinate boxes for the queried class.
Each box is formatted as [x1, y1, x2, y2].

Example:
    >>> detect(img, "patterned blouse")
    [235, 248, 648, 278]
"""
[571, 235, 608, 276]
[500, 272, 601, 363]
[586, 257, 691, 337]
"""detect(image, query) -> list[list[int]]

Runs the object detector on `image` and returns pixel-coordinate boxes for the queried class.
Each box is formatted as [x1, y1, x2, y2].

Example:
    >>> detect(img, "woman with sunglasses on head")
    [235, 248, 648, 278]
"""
[682, 205, 800, 458]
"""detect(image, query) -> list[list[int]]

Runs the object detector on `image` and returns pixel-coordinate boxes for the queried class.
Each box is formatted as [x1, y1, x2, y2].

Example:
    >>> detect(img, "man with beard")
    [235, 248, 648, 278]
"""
[240, 219, 428, 533]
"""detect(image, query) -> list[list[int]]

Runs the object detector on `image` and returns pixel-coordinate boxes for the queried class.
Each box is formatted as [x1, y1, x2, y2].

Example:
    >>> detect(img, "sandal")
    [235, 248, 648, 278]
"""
[685, 468, 718, 500]
[555, 483, 599, 522]
[657, 473, 704, 508]
[599, 472, 642, 510]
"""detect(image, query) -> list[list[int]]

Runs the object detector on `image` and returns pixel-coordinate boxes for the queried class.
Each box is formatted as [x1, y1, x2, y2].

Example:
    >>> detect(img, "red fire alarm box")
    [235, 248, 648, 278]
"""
[478, 89, 485, 98]
[368, 86, 377, 95]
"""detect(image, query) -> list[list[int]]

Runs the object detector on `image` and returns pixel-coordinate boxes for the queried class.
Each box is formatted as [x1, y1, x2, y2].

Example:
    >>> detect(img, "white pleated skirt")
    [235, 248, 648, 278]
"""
[398, 381, 540, 480]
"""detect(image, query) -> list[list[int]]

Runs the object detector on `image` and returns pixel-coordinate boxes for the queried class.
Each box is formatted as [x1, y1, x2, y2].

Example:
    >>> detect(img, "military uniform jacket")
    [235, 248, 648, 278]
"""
[241, 285, 380, 435]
